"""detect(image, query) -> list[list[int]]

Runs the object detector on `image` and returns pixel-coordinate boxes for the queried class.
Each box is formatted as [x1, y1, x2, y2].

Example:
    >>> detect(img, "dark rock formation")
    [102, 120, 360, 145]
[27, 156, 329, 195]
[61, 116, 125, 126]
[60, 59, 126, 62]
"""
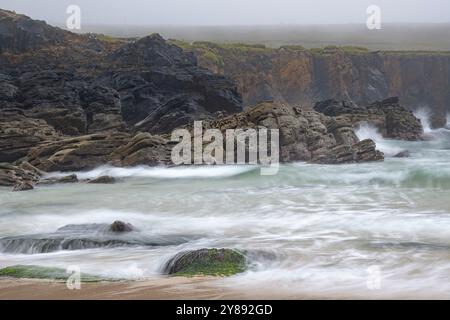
[393, 150, 411, 158]
[313, 97, 424, 140]
[163, 248, 246, 276]
[107, 34, 243, 133]
[205, 102, 384, 164]
[87, 176, 116, 184]
[0, 9, 74, 53]
[109, 221, 135, 233]
[0, 10, 243, 165]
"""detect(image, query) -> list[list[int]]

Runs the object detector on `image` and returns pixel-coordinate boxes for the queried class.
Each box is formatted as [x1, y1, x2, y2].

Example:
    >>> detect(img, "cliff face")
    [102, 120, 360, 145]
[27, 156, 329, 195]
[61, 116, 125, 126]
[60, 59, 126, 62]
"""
[0, 9, 243, 162]
[190, 44, 450, 127]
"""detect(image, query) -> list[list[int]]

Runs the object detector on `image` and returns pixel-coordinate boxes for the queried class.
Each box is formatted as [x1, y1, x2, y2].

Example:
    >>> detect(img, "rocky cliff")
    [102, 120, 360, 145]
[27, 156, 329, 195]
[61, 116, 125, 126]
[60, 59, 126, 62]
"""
[184, 42, 450, 128]
[0, 9, 242, 163]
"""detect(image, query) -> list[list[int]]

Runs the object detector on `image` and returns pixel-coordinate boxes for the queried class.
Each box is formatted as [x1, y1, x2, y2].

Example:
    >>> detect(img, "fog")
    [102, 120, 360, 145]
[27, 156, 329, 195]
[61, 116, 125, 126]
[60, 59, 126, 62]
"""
[1, 0, 450, 25]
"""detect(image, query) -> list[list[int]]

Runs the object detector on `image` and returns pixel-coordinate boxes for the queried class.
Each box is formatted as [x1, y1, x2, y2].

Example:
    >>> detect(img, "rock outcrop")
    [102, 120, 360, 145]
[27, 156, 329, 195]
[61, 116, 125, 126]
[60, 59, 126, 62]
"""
[188, 43, 450, 128]
[313, 97, 424, 140]
[0, 9, 243, 164]
[0, 9, 74, 53]
[163, 248, 247, 276]
[204, 102, 384, 164]
[0, 162, 43, 188]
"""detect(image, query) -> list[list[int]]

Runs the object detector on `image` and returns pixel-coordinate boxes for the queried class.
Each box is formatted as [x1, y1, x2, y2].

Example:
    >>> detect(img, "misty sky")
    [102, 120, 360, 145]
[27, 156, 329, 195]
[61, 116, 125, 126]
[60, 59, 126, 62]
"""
[1, 0, 449, 25]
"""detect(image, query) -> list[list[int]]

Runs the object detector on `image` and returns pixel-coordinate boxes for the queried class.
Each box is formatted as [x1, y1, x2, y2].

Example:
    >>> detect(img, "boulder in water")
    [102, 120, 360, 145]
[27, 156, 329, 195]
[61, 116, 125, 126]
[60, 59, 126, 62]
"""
[109, 221, 135, 233]
[163, 248, 246, 276]
[394, 150, 411, 158]
[87, 176, 116, 184]
[0, 265, 104, 282]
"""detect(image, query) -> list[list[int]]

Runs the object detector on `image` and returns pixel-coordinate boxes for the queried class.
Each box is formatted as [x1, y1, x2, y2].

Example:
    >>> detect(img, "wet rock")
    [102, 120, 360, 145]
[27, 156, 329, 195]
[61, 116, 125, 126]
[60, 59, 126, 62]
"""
[109, 221, 135, 233]
[0, 265, 104, 282]
[163, 248, 246, 276]
[205, 102, 384, 164]
[26, 133, 131, 172]
[314, 97, 424, 141]
[13, 181, 34, 192]
[394, 150, 411, 158]
[0, 162, 42, 187]
[0, 109, 60, 163]
[39, 174, 78, 185]
[87, 176, 116, 184]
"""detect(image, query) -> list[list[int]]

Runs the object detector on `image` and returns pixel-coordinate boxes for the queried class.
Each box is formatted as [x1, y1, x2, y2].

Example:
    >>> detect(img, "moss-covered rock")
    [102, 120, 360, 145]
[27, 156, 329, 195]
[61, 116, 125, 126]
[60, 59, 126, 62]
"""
[0, 265, 105, 282]
[164, 248, 246, 277]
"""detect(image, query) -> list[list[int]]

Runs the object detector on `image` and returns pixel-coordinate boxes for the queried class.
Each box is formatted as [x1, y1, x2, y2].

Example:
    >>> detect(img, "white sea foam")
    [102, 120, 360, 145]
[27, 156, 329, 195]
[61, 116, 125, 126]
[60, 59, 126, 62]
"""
[45, 165, 258, 180]
[355, 122, 403, 156]
[414, 107, 433, 133]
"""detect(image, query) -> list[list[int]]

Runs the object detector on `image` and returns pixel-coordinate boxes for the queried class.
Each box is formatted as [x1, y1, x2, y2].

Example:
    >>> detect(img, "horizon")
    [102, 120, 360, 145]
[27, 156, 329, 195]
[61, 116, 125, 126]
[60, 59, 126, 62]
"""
[1, 0, 450, 26]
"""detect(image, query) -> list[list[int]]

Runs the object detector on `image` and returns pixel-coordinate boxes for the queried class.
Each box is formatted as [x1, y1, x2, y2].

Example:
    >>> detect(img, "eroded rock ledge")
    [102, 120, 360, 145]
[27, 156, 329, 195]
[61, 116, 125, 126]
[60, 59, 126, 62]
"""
[314, 97, 424, 141]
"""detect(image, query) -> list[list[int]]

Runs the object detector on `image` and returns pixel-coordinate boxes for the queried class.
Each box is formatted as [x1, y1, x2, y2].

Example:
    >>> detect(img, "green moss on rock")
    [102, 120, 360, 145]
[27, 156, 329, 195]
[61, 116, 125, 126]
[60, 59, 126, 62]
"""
[164, 248, 246, 277]
[0, 265, 105, 282]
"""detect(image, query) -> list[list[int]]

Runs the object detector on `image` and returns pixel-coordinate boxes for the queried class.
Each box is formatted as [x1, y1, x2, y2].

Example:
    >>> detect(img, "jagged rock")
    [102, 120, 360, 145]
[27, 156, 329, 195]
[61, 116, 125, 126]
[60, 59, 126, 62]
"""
[192, 43, 450, 129]
[314, 97, 424, 140]
[393, 150, 411, 158]
[13, 181, 34, 192]
[26, 133, 131, 171]
[109, 221, 135, 233]
[205, 102, 384, 164]
[110, 132, 172, 167]
[39, 174, 78, 185]
[0, 162, 42, 187]
[163, 248, 246, 276]
[0, 109, 60, 162]
[87, 176, 116, 184]
[106, 34, 243, 133]
[0, 9, 73, 53]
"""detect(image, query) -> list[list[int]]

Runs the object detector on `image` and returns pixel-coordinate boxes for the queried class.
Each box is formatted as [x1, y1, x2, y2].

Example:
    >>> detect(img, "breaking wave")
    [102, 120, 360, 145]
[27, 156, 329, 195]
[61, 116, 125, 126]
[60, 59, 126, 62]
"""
[45, 165, 260, 181]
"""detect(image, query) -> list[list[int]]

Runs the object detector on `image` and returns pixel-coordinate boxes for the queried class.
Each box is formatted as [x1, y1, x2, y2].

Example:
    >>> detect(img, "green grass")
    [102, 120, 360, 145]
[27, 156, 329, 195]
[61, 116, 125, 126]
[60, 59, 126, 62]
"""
[0, 265, 109, 282]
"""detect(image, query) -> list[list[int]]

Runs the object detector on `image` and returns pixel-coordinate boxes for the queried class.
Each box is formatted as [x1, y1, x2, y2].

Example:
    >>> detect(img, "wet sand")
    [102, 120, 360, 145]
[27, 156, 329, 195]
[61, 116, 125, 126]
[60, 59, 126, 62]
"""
[0, 277, 258, 300]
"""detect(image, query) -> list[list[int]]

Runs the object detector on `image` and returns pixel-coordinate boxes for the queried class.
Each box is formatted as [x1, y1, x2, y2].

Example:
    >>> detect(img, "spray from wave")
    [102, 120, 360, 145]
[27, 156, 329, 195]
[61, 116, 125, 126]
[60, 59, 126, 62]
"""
[355, 122, 402, 156]
[414, 107, 433, 134]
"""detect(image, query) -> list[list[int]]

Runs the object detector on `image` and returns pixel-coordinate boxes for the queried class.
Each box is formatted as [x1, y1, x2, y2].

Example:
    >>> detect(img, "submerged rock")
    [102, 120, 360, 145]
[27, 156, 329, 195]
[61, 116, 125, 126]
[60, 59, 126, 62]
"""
[109, 221, 135, 233]
[0, 222, 192, 254]
[164, 248, 246, 276]
[0, 265, 104, 282]
[87, 176, 116, 184]
[393, 150, 411, 158]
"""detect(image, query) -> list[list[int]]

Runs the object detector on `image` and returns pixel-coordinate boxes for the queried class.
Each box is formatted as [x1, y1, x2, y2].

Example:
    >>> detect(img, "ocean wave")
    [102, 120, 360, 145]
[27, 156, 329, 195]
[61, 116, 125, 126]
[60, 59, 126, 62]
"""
[45, 165, 260, 181]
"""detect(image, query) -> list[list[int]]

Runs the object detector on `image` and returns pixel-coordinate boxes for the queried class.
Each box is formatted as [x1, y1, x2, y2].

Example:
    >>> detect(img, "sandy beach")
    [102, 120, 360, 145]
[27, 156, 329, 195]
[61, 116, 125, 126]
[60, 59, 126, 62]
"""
[0, 277, 251, 300]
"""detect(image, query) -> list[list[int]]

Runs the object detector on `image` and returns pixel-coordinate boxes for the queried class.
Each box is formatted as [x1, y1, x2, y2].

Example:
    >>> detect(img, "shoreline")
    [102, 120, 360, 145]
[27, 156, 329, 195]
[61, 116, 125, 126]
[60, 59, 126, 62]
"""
[0, 277, 244, 300]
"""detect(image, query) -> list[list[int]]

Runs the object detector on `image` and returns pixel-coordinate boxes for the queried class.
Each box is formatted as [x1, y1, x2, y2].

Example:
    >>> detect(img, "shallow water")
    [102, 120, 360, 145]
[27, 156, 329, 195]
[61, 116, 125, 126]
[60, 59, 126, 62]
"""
[1, 127, 450, 299]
